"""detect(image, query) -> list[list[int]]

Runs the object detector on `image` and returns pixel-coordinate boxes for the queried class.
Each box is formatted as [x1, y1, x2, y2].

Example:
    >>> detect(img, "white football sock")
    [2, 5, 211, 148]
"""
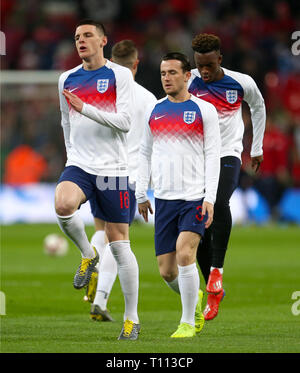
[56, 211, 94, 258]
[91, 230, 106, 265]
[164, 277, 180, 294]
[109, 240, 139, 324]
[210, 266, 223, 274]
[178, 263, 200, 326]
[93, 243, 118, 310]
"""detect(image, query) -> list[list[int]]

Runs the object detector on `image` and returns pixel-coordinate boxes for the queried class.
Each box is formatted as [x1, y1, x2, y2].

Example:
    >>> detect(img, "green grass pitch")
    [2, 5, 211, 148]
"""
[1, 222, 300, 353]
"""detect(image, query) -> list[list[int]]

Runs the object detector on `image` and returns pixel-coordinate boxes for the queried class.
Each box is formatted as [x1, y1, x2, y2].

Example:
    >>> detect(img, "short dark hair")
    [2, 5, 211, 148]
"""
[76, 19, 106, 36]
[192, 33, 221, 54]
[111, 40, 138, 68]
[161, 52, 191, 72]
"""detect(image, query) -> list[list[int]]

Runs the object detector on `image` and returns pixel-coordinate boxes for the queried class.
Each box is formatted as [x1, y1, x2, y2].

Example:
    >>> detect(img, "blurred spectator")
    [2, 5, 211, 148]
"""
[291, 119, 300, 187]
[80, 0, 120, 22]
[52, 40, 81, 70]
[253, 113, 293, 218]
[4, 145, 48, 185]
[1, 84, 65, 182]
[1, 0, 300, 201]
[164, 17, 192, 57]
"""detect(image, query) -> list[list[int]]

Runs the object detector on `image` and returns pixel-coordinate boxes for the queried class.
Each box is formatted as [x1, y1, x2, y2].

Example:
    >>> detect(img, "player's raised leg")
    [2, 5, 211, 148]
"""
[55, 179, 99, 289]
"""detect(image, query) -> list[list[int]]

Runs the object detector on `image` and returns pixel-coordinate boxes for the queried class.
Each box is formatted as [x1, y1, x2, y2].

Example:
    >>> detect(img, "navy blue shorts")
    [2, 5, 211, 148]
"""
[58, 166, 130, 224]
[154, 198, 208, 256]
[89, 184, 136, 225]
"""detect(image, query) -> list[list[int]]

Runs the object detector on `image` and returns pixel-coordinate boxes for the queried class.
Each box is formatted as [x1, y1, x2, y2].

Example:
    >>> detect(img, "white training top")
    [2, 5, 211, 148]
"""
[188, 67, 266, 160]
[135, 95, 221, 204]
[58, 60, 134, 176]
[127, 81, 157, 184]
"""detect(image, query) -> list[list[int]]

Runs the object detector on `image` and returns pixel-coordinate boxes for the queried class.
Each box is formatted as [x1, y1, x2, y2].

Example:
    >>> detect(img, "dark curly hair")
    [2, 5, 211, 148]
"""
[192, 34, 221, 54]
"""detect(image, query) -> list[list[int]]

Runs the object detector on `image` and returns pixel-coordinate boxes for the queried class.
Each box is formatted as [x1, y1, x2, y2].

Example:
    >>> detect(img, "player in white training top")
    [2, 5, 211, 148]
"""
[136, 52, 221, 338]
[188, 33, 266, 321]
[86, 40, 157, 322]
[55, 19, 140, 340]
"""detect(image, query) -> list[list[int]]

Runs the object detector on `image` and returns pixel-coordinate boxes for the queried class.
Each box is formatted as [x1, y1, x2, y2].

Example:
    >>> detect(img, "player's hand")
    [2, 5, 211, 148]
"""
[138, 200, 153, 223]
[251, 155, 263, 173]
[202, 201, 214, 228]
[63, 89, 83, 113]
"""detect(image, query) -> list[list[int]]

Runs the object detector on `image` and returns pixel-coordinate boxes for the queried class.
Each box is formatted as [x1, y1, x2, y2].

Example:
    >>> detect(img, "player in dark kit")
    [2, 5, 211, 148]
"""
[188, 34, 266, 320]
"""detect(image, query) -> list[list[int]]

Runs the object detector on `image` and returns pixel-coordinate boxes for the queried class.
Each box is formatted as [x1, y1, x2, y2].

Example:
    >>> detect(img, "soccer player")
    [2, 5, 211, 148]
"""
[136, 52, 221, 338]
[188, 33, 266, 320]
[55, 19, 140, 340]
[87, 40, 157, 322]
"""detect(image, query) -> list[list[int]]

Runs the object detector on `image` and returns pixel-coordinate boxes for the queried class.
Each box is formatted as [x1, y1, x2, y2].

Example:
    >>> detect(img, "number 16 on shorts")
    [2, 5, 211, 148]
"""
[120, 191, 130, 209]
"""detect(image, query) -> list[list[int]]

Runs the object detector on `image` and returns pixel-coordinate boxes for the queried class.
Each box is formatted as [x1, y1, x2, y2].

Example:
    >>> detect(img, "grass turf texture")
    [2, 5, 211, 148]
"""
[1, 223, 300, 353]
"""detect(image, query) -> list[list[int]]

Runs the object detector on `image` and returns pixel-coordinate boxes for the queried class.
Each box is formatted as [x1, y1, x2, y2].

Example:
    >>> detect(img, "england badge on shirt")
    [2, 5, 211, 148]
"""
[97, 79, 109, 93]
[183, 111, 196, 124]
[226, 90, 238, 104]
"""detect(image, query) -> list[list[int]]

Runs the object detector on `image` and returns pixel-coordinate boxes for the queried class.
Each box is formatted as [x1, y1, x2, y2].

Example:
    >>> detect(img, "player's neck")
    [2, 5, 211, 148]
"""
[212, 67, 224, 82]
[82, 55, 107, 71]
[168, 91, 191, 103]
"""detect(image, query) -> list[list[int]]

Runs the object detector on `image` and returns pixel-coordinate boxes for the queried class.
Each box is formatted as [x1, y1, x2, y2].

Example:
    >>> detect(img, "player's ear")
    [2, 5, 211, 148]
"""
[185, 70, 191, 82]
[100, 35, 108, 48]
[133, 59, 139, 70]
[218, 53, 223, 65]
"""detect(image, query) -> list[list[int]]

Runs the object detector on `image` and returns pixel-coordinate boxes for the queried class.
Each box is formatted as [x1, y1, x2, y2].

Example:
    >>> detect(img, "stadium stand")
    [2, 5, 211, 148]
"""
[1, 0, 300, 223]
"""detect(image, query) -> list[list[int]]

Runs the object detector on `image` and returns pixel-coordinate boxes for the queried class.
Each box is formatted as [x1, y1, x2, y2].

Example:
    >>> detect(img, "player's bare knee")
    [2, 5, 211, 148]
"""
[160, 268, 177, 283]
[55, 198, 78, 216]
[157, 252, 177, 282]
[176, 248, 195, 266]
[55, 181, 85, 216]
[158, 261, 177, 282]
[106, 222, 129, 242]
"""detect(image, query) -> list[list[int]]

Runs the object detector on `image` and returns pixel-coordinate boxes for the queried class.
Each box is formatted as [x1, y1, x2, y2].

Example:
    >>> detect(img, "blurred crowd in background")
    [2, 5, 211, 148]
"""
[1, 0, 300, 221]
